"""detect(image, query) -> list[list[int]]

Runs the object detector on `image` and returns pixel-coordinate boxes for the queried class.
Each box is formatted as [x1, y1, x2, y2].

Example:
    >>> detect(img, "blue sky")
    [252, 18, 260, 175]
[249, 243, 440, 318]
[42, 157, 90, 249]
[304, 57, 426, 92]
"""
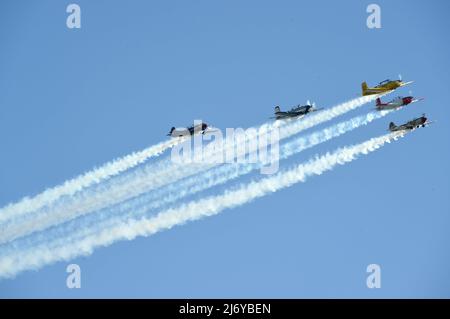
[0, 0, 449, 298]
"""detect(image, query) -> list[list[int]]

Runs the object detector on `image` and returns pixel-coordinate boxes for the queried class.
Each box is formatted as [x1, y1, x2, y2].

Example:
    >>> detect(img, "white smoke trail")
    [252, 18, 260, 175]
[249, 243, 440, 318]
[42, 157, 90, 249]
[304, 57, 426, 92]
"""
[0, 94, 384, 244]
[0, 138, 185, 224]
[0, 131, 406, 279]
[0, 107, 390, 245]
[25, 110, 395, 246]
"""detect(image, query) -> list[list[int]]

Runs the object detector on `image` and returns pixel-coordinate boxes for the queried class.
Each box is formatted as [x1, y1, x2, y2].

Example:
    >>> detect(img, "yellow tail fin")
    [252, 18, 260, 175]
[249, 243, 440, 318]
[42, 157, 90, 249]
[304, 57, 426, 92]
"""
[361, 82, 369, 96]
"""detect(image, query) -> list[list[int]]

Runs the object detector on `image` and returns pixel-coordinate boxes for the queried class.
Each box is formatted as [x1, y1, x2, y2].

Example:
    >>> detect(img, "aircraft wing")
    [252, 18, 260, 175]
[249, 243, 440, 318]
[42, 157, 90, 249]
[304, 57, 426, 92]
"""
[273, 113, 290, 119]
[395, 124, 413, 131]
[203, 128, 220, 135]
[276, 112, 305, 119]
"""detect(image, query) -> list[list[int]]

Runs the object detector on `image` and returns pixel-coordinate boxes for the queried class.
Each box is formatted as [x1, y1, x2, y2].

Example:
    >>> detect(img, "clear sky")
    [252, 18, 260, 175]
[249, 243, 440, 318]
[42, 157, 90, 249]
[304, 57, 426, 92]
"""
[0, 0, 449, 298]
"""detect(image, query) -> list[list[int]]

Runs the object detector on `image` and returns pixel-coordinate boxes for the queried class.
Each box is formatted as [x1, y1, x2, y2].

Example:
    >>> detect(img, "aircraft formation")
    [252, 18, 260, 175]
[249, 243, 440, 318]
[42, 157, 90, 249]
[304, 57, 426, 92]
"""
[361, 76, 432, 132]
[167, 76, 432, 137]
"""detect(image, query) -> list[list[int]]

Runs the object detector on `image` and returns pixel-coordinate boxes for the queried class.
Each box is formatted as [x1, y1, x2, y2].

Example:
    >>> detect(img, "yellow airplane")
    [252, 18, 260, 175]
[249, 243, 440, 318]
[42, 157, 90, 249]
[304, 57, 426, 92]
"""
[362, 77, 413, 96]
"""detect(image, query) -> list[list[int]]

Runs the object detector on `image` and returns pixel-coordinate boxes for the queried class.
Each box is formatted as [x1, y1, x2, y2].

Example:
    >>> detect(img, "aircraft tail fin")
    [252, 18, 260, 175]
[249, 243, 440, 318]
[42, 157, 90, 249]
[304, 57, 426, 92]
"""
[362, 82, 369, 96]
[274, 106, 281, 113]
[389, 122, 396, 131]
[167, 126, 175, 136]
[376, 98, 382, 106]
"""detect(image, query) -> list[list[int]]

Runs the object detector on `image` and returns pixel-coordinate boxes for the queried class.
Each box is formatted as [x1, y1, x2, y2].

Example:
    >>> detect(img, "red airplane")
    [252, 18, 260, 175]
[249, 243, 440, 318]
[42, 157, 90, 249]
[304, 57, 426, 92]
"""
[376, 96, 424, 111]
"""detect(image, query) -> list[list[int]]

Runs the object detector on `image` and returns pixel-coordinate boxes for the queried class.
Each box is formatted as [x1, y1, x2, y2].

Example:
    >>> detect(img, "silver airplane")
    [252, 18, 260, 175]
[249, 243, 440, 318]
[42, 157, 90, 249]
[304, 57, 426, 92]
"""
[167, 122, 210, 137]
[273, 102, 323, 120]
[389, 114, 432, 132]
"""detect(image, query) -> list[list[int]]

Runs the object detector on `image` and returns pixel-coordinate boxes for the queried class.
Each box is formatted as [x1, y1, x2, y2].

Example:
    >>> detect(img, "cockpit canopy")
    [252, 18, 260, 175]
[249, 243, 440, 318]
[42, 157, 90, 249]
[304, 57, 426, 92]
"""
[290, 104, 311, 112]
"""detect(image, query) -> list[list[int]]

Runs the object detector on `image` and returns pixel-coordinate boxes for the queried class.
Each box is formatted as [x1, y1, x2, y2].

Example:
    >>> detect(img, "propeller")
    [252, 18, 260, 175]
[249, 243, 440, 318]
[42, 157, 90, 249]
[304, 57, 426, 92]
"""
[306, 99, 316, 108]
[398, 74, 403, 81]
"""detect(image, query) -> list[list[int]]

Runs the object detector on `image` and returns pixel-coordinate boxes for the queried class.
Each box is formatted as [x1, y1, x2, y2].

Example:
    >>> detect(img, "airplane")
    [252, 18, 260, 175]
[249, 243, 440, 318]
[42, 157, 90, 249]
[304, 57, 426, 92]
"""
[376, 96, 424, 110]
[362, 76, 413, 96]
[167, 122, 211, 137]
[389, 114, 432, 132]
[273, 102, 323, 120]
